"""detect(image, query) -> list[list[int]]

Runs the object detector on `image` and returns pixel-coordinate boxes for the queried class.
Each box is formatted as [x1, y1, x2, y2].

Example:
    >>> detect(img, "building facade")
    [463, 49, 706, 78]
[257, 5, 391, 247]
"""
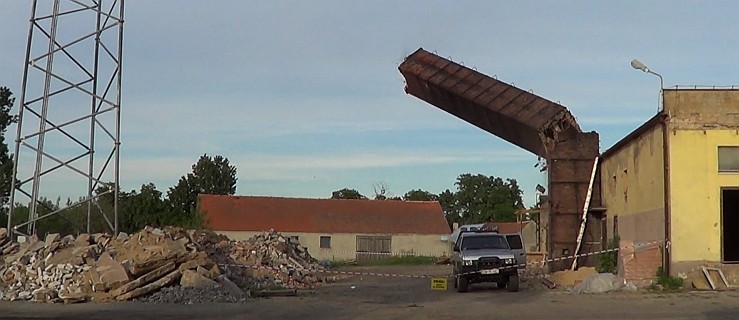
[601, 88, 739, 276]
[199, 195, 452, 261]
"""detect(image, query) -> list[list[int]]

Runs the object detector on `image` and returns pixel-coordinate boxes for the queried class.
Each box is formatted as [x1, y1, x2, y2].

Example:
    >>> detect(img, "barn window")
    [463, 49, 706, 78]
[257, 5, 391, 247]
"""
[719, 146, 739, 172]
[320, 236, 331, 249]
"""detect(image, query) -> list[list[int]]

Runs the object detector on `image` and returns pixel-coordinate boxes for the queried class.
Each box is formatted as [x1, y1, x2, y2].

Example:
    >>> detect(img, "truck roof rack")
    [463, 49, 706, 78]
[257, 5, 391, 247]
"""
[460, 225, 499, 235]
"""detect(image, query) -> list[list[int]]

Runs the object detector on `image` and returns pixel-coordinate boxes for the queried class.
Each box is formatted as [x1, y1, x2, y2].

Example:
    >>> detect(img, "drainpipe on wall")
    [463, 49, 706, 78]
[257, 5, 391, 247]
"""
[661, 110, 672, 276]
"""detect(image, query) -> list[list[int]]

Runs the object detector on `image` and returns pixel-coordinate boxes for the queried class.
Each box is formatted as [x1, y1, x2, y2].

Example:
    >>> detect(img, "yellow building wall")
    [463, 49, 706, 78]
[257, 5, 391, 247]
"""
[600, 124, 666, 242]
[662, 89, 739, 274]
[668, 130, 739, 264]
[216, 231, 450, 261]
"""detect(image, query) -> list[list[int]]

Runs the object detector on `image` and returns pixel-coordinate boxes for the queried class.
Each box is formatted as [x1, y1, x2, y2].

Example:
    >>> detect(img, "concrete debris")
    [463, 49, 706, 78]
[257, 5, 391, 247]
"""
[136, 284, 248, 304]
[540, 278, 556, 289]
[116, 269, 182, 301]
[93, 252, 130, 291]
[180, 269, 218, 288]
[74, 234, 91, 248]
[0, 227, 322, 303]
[110, 261, 176, 299]
[216, 274, 246, 299]
[196, 229, 323, 290]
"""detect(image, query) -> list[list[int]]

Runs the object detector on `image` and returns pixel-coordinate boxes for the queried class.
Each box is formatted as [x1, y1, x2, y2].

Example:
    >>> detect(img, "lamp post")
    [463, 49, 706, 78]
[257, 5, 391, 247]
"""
[632, 58, 671, 276]
[631, 59, 664, 112]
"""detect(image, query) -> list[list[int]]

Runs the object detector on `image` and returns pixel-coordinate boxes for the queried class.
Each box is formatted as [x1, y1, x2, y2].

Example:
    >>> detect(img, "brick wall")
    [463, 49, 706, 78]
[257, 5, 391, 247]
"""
[618, 240, 662, 285]
[548, 132, 601, 271]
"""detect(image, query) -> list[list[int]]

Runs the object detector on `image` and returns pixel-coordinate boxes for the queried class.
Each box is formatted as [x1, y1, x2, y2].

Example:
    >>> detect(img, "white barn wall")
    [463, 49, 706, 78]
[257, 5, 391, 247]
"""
[217, 231, 451, 261]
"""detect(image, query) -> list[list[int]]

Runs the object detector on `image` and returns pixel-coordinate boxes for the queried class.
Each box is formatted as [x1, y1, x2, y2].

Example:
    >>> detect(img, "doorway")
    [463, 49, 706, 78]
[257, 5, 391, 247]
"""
[722, 189, 739, 262]
[356, 235, 391, 262]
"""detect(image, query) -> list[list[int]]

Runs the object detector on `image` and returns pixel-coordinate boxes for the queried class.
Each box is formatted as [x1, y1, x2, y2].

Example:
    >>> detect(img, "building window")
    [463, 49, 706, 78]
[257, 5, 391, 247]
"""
[320, 236, 331, 249]
[719, 146, 739, 172]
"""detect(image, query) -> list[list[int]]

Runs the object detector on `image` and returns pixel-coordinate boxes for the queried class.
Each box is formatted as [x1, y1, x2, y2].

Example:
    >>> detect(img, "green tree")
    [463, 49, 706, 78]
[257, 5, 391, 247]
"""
[120, 183, 167, 232]
[34, 197, 78, 236]
[0, 87, 17, 215]
[59, 183, 166, 234]
[165, 154, 237, 228]
[331, 188, 366, 200]
[403, 189, 439, 201]
[454, 173, 523, 223]
[91, 185, 117, 229]
[438, 189, 460, 227]
[52, 185, 122, 235]
[14, 197, 83, 237]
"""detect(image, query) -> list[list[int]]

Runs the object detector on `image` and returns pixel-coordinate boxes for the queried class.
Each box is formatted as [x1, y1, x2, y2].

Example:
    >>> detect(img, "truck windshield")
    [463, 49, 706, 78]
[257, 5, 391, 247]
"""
[461, 235, 508, 250]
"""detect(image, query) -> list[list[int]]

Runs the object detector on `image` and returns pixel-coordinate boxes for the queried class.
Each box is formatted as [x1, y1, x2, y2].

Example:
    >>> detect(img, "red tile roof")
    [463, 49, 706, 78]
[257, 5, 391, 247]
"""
[483, 221, 531, 234]
[199, 195, 451, 235]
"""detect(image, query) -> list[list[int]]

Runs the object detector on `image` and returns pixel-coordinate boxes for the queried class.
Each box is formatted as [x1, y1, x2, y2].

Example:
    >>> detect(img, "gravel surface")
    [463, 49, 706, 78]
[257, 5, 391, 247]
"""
[136, 284, 247, 304]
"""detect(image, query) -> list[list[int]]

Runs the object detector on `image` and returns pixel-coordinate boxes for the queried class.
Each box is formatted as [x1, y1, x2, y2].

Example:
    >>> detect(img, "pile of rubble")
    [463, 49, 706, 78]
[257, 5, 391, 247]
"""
[220, 231, 322, 289]
[0, 226, 324, 303]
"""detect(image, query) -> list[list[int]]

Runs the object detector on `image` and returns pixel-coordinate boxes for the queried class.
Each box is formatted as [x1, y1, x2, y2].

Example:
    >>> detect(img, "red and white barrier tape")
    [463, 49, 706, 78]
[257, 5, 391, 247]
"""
[453, 239, 663, 278]
[218, 262, 432, 279]
[315, 251, 449, 257]
[219, 240, 664, 279]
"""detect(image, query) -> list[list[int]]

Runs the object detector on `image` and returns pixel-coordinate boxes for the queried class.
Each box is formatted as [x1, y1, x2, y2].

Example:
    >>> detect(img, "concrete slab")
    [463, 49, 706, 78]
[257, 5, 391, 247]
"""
[180, 270, 218, 288]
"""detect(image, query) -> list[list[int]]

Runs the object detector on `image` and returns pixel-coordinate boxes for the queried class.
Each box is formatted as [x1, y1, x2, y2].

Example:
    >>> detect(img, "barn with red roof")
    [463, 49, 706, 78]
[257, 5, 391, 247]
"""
[199, 195, 452, 261]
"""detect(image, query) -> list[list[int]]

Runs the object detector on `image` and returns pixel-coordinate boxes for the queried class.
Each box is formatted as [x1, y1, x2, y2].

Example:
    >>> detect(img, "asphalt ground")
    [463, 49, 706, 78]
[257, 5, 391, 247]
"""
[1, 265, 738, 320]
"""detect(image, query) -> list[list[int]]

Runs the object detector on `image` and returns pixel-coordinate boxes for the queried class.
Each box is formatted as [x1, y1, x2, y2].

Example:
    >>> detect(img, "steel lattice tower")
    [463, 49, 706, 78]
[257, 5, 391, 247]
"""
[8, 0, 124, 237]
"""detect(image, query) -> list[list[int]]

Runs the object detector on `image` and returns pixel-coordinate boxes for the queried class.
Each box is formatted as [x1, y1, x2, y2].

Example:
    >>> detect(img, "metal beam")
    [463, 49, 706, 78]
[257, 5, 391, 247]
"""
[8, 0, 124, 237]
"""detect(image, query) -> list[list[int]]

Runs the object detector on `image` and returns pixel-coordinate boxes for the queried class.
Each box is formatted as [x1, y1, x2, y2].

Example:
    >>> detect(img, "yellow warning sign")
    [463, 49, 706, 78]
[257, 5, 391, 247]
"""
[431, 277, 448, 290]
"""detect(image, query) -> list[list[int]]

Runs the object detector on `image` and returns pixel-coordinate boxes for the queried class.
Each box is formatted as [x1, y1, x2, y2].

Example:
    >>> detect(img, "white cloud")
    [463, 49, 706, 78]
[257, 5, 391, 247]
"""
[7, 1, 739, 209]
[121, 96, 458, 142]
[115, 148, 529, 190]
[238, 150, 527, 171]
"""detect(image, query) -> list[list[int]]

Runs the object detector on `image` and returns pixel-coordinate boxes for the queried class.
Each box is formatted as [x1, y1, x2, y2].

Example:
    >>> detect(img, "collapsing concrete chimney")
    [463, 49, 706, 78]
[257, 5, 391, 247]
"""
[398, 48, 582, 158]
[398, 48, 602, 271]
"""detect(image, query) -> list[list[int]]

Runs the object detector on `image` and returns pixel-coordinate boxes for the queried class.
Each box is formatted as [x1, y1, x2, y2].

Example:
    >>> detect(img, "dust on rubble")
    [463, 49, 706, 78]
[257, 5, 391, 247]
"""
[547, 267, 597, 287]
[0, 226, 324, 304]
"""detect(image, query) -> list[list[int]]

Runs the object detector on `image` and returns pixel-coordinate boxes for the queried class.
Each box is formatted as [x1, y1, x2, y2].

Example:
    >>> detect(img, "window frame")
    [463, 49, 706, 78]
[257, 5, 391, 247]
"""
[718, 146, 739, 173]
[320, 235, 331, 249]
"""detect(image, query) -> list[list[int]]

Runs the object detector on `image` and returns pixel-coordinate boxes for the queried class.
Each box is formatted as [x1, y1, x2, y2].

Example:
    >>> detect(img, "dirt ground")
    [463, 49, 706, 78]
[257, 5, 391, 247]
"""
[1, 265, 739, 320]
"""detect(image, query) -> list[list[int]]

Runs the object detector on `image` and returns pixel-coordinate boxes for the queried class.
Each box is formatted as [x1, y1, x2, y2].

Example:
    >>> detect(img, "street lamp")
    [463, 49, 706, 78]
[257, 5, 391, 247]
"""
[631, 59, 664, 112]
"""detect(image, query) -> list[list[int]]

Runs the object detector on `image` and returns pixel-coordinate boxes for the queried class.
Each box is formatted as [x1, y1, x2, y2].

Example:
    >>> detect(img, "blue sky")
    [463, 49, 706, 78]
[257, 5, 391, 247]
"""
[2, 1, 739, 206]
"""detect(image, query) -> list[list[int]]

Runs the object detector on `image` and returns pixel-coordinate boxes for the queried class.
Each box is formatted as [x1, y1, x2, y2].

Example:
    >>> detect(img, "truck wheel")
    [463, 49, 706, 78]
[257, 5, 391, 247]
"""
[457, 275, 469, 293]
[452, 276, 458, 289]
[507, 274, 520, 292]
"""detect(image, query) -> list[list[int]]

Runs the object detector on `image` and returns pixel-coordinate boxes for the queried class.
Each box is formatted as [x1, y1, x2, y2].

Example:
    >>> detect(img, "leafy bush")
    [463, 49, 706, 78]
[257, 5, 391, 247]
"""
[596, 235, 620, 274]
[654, 266, 683, 291]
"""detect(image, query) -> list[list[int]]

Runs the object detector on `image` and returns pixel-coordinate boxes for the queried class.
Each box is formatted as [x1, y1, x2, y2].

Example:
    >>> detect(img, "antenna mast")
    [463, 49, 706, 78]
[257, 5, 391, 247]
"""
[8, 0, 125, 237]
